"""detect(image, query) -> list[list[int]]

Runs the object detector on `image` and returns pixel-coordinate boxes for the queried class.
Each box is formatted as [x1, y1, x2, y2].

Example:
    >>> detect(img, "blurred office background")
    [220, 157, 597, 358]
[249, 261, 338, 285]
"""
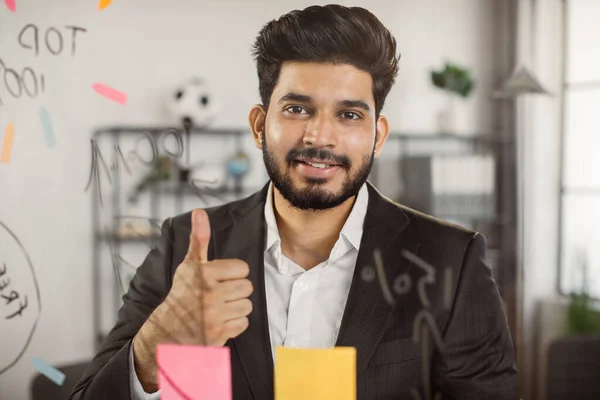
[0, 0, 598, 399]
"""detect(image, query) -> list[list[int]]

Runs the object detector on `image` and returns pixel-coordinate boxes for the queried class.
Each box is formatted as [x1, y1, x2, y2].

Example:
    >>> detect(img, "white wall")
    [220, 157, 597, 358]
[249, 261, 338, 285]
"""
[0, 0, 497, 398]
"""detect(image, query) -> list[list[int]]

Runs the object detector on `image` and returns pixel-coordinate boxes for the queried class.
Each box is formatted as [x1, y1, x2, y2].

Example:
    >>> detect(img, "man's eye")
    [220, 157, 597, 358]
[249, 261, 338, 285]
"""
[341, 111, 360, 120]
[286, 106, 306, 114]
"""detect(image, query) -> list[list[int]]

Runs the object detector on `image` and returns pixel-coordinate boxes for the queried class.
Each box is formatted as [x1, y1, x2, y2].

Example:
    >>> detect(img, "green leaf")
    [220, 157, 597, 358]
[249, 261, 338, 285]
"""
[430, 62, 475, 98]
[568, 292, 600, 334]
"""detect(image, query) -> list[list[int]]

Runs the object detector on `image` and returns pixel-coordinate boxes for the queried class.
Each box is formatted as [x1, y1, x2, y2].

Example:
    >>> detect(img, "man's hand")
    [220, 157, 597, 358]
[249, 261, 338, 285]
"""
[132, 209, 253, 392]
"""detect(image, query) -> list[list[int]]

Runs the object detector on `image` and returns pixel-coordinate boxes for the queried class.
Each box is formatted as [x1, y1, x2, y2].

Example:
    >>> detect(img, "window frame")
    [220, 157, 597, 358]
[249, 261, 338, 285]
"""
[557, 0, 600, 299]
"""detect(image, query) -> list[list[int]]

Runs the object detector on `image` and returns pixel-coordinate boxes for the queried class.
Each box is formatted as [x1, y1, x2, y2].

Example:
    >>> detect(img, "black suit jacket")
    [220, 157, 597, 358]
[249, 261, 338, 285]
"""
[70, 181, 518, 400]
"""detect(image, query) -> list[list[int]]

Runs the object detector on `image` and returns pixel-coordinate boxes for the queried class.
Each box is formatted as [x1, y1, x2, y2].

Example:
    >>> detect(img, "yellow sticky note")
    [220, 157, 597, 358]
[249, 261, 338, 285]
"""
[275, 346, 356, 400]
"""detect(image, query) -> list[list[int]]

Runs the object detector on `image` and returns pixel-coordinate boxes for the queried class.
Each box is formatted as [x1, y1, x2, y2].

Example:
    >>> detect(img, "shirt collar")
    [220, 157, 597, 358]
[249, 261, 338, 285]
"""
[264, 181, 369, 259]
[339, 182, 369, 250]
[264, 182, 280, 254]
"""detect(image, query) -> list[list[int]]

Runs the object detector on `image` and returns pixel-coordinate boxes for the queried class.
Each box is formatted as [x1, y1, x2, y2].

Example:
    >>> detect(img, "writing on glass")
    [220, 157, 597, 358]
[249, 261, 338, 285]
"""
[103, 216, 162, 295]
[85, 127, 223, 208]
[0, 221, 42, 376]
[0, 24, 87, 106]
[364, 248, 453, 400]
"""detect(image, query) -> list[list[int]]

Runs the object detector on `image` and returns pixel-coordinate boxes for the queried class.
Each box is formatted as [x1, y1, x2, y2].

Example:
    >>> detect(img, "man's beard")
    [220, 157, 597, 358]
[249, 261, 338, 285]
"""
[261, 131, 375, 211]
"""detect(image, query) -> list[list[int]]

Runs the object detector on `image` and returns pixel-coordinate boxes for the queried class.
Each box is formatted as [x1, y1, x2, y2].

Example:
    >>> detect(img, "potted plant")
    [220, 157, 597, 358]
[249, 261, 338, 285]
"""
[128, 156, 173, 204]
[568, 291, 600, 334]
[430, 62, 475, 133]
[567, 249, 600, 335]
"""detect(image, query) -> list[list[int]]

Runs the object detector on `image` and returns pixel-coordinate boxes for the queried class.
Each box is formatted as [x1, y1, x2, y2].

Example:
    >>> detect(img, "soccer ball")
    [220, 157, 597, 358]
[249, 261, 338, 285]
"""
[165, 78, 219, 128]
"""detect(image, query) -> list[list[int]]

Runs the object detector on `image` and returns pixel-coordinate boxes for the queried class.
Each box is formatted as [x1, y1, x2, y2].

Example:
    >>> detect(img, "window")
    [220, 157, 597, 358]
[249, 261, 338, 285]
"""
[559, 0, 600, 298]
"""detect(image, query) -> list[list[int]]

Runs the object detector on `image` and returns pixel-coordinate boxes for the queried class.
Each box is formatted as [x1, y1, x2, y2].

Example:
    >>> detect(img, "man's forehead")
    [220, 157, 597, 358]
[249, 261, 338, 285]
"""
[275, 61, 374, 103]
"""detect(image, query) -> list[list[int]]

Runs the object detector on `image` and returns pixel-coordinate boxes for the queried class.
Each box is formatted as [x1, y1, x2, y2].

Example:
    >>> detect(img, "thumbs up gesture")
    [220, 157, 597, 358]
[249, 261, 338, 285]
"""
[132, 209, 253, 392]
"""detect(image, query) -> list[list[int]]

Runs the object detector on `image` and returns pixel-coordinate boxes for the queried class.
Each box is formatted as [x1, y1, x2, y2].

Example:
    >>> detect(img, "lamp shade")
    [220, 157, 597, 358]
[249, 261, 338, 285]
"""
[493, 65, 552, 98]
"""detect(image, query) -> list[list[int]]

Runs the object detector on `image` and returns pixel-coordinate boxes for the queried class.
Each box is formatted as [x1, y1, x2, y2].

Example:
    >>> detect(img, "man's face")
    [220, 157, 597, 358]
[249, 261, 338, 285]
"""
[257, 61, 387, 211]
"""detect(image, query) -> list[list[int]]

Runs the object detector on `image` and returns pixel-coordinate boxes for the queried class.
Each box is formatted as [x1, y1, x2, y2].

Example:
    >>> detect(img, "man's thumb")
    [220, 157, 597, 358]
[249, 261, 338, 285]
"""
[187, 209, 211, 262]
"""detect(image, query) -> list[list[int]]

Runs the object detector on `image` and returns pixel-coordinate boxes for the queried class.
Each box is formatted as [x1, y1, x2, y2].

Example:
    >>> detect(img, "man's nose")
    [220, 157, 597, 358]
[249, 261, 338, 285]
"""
[302, 114, 338, 148]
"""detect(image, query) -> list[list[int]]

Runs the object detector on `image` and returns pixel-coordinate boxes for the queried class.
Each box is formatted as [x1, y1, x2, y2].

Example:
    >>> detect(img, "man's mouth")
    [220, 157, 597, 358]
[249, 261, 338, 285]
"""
[295, 159, 342, 169]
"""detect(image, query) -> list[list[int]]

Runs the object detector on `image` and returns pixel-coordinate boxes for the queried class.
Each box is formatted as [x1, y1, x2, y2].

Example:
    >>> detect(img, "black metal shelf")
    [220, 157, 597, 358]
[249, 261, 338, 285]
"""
[386, 132, 511, 145]
[93, 126, 247, 136]
[96, 233, 161, 242]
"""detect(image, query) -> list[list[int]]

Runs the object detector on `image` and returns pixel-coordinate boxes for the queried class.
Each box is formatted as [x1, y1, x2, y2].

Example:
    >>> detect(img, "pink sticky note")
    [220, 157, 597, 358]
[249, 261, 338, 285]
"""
[92, 82, 128, 105]
[157, 344, 232, 400]
[4, 0, 15, 12]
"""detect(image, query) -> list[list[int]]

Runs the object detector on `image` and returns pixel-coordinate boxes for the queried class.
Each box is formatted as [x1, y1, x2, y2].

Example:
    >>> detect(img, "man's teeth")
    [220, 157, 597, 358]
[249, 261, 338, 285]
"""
[306, 162, 329, 168]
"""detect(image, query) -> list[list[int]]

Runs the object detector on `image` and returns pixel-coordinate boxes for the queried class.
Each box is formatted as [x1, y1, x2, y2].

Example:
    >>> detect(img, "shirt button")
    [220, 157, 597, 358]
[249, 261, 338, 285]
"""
[298, 281, 308, 290]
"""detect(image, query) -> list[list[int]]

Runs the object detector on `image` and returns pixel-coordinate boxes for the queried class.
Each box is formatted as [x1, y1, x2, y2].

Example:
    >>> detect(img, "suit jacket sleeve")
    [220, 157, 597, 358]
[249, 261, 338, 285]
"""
[68, 218, 174, 400]
[433, 233, 519, 400]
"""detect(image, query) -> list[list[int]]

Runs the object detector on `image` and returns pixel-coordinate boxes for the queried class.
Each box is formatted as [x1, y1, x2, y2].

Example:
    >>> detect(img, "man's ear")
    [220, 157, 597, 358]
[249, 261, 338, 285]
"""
[248, 104, 266, 150]
[374, 114, 390, 158]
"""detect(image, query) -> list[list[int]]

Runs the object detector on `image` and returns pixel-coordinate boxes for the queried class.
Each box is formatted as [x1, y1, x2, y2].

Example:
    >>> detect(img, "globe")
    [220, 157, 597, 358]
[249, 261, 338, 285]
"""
[227, 153, 250, 178]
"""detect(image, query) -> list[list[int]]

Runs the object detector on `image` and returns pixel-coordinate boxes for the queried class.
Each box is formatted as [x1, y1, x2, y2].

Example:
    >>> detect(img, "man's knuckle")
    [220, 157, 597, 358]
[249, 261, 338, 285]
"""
[230, 259, 247, 274]
[242, 299, 253, 314]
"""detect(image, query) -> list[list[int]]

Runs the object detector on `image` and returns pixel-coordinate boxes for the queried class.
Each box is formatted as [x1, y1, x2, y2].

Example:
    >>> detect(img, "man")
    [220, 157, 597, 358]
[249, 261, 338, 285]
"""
[70, 4, 517, 400]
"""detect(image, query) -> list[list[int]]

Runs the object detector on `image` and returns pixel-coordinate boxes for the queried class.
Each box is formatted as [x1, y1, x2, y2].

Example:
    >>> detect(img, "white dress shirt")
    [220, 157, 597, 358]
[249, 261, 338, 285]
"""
[129, 182, 369, 399]
[263, 182, 368, 356]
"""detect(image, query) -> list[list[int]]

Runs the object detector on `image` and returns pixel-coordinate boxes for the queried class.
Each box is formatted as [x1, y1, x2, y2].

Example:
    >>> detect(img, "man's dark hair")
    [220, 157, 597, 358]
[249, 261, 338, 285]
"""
[251, 4, 400, 119]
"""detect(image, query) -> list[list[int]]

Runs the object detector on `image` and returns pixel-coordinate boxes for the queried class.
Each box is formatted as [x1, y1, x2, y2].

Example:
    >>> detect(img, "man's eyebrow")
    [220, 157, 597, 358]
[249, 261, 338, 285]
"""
[278, 92, 312, 104]
[278, 93, 372, 113]
[338, 99, 371, 112]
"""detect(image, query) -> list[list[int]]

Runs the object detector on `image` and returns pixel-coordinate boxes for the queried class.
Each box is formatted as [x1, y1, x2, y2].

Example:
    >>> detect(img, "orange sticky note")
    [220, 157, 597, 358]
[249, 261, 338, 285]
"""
[275, 346, 356, 400]
[98, 0, 111, 10]
[157, 344, 232, 400]
[92, 82, 128, 105]
[1, 122, 15, 164]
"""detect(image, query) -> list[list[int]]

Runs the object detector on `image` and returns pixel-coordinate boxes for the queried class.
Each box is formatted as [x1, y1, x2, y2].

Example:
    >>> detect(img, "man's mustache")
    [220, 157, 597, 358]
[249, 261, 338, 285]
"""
[285, 147, 351, 169]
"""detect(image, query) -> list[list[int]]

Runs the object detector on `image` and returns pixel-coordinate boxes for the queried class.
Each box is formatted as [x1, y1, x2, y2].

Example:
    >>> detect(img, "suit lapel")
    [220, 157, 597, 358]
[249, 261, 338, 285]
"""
[211, 183, 273, 400]
[335, 183, 421, 372]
